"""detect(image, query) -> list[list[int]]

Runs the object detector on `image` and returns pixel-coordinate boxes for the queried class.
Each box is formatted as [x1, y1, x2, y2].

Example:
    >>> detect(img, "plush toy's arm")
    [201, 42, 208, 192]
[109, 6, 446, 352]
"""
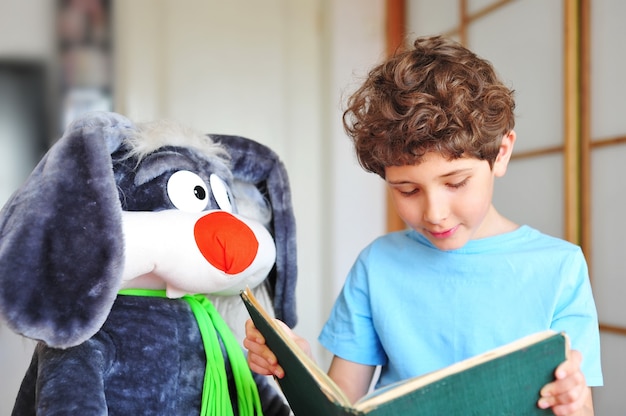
[14, 340, 112, 415]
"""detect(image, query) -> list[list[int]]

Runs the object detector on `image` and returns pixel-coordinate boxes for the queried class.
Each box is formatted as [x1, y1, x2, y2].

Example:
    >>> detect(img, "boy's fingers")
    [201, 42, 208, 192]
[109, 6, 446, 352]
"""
[245, 319, 265, 343]
[246, 349, 285, 378]
[242, 336, 277, 365]
[541, 388, 588, 416]
[243, 318, 285, 377]
[554, 349, 582, 379]
[244, 338, 277, 374]
[568, 349, 582, 365]
[542, 380, 584, 401]
[538, 387, 583, 412]
[247, 351, 277, 374]
[538, 350, 587, 413]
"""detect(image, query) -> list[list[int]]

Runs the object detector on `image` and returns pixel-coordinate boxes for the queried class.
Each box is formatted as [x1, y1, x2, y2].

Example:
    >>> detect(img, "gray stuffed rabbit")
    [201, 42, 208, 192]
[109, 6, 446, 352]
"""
[0, 112, 297, 415]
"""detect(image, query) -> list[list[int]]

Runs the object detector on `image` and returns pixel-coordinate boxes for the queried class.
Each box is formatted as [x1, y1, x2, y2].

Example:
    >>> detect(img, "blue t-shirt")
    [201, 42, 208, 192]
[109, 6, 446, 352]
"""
[318, 225, 603, 389]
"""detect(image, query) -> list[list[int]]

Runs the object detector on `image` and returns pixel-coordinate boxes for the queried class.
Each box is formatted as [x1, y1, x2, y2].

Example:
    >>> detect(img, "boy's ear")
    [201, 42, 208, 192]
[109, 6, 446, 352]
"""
[493, 130, 516, 177]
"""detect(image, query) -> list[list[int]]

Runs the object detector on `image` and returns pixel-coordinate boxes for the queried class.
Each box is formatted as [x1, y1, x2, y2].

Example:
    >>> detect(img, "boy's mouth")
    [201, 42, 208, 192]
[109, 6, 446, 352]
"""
[427, 225, 459, 239]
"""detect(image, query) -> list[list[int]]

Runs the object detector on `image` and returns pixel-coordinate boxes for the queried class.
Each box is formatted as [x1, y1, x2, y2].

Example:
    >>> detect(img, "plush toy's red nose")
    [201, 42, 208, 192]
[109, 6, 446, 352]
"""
[193, 211, 259, 275]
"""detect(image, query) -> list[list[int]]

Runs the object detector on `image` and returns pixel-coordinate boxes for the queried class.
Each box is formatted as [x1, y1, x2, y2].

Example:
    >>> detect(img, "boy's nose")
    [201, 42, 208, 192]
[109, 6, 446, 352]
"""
[422, 194, 448, 225]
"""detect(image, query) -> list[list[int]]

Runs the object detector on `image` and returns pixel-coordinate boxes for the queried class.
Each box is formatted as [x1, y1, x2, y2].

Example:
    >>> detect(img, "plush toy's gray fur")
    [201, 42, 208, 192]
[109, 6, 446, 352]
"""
[0, 113, 130, 348]
[0, 112, 297, 415]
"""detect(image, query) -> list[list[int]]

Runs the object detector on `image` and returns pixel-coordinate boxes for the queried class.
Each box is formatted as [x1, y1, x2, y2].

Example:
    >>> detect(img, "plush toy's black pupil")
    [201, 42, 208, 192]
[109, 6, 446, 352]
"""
[194, 186, 206, 200]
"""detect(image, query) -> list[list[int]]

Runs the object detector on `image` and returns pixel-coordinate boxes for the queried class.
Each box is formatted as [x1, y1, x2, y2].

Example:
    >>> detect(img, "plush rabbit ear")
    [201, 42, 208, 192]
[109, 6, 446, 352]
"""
[211, 135, 298, 328]
[0, 112, 133, 348]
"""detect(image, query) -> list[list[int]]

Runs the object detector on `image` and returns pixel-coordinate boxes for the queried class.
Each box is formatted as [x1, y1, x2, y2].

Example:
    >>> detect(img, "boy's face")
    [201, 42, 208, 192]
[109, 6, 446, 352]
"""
[385, 133, 515, 251]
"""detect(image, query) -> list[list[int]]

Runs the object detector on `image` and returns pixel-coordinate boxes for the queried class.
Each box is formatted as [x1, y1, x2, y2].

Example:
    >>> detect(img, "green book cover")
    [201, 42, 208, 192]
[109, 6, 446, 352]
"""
[241, 287, 567, 416]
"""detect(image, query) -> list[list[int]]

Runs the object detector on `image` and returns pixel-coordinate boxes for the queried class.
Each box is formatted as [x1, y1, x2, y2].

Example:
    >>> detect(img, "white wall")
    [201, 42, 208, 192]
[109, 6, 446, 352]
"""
[0, 1, 386, 413]
[0, 0, 54, 57]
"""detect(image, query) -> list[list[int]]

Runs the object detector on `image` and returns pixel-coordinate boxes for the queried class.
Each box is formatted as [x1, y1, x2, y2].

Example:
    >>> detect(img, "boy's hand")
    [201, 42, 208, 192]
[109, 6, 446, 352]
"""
[538, 350, 593, 415]
[243, 318, 312, 379]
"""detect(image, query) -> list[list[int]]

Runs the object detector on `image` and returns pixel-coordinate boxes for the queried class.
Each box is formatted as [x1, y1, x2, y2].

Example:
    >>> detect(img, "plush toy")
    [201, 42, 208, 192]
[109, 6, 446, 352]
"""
[0, 112, 297, 415]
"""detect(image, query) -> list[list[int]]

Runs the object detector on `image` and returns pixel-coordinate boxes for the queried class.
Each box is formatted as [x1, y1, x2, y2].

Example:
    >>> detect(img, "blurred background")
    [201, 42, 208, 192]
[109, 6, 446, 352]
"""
[1, 0, 625, 414]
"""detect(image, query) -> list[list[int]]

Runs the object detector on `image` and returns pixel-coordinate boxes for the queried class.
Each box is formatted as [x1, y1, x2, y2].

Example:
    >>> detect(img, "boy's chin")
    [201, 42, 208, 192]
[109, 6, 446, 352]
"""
[431, 240, 467, 251]
[423, 234, 469, 251]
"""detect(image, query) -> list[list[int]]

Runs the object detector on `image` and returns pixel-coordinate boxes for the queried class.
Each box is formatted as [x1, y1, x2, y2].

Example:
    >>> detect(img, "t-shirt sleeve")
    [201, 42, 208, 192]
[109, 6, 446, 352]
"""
[318, 251, 387, 366]
[551, 248, 603, 387]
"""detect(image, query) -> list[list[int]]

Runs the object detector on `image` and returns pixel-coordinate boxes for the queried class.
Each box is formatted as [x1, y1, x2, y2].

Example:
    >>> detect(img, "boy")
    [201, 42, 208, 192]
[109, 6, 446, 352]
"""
[244, 35, 603, 415]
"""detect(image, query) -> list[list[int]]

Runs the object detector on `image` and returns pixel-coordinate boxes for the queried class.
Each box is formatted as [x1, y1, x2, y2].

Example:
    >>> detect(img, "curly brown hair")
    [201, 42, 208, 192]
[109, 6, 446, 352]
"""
[342, 35, 516, 178]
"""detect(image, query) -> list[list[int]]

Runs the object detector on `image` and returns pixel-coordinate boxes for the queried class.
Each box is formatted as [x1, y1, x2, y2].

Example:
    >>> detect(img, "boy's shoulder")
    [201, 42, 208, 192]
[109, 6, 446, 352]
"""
[516, 225, 581, 251]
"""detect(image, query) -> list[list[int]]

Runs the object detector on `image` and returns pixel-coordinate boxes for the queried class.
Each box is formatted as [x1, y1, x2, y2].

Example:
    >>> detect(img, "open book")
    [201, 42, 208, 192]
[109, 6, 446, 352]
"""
[241, 287, 569, 416]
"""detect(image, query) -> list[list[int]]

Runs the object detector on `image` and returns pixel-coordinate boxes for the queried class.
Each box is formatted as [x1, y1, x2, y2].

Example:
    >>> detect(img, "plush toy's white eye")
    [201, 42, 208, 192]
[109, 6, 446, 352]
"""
[167, 170, 209, 212]
[209, 174, 233, 212]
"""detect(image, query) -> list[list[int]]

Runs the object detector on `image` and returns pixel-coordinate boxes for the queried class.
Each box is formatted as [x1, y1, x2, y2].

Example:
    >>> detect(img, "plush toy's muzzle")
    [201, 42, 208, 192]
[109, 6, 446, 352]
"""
[121, 209, 276, 297]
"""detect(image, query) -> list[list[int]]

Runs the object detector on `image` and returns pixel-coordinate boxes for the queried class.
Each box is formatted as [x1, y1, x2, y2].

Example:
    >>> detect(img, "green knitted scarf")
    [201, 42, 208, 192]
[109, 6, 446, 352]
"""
[118, 289, 263, 416]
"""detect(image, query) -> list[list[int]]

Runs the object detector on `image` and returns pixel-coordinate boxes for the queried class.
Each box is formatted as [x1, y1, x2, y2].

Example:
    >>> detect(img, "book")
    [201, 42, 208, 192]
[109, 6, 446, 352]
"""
[240, 287, 569, 416]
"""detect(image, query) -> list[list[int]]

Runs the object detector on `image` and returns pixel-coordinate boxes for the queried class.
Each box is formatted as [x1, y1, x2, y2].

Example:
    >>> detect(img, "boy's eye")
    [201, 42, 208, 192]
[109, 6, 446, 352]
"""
[395, 187, 419, 197]
[448, 178, 469, 189]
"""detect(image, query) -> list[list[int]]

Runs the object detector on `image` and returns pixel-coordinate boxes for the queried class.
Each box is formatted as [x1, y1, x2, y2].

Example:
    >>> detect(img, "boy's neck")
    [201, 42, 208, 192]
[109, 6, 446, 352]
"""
[474, 205, 519, 239]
